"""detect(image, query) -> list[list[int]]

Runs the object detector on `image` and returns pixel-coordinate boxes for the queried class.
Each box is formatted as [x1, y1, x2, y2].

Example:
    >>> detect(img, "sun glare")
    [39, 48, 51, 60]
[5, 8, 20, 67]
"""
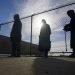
[33, 14, 51, 34]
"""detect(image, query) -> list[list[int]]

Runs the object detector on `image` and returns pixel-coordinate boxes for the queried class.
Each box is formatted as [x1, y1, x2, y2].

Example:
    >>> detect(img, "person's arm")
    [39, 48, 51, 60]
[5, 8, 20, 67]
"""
[48, 25, 51, 35]
[49, 26, 51, 35]
[64, 24, 71, 31]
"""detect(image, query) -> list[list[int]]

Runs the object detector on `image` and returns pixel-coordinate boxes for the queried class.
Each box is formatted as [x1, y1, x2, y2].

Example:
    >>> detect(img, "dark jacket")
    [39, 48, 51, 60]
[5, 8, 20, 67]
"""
[64, 15, 75, 48]
[10, 20, 22, 42]
[39, 24, 51, 51]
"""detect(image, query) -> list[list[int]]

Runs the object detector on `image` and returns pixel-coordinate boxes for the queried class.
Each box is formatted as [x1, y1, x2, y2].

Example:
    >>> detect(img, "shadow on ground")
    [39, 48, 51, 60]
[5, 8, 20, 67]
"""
[33, 57, 75, 75]
[0, 57, 75, 75]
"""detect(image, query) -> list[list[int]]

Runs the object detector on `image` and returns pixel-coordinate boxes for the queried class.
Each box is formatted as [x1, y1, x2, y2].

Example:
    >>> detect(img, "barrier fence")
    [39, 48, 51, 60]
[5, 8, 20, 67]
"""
[0, 2, 75, 56]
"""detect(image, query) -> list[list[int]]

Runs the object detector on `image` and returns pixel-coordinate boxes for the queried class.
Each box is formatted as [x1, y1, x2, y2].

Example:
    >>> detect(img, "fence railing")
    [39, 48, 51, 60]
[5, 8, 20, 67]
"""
[0, 2, 75, 56]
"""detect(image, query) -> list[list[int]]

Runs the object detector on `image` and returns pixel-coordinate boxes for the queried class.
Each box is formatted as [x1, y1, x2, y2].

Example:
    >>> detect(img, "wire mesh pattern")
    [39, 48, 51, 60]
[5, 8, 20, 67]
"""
[0, 2, 75, 56]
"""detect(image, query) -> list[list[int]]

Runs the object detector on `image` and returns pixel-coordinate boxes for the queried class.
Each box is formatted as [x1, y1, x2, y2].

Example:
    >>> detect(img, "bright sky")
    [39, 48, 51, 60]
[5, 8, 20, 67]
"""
[0, 0, 75, 53]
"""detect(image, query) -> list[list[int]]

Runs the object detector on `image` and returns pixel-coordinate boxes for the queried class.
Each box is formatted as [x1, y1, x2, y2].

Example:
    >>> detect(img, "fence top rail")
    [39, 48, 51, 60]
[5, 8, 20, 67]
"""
[0, 2, 75, 25]
[49, 52, 72, 53]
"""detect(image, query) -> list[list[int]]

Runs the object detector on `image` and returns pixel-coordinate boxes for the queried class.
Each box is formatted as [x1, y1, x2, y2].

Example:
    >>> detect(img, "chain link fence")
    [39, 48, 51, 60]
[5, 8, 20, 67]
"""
[0, 3, 75, 56]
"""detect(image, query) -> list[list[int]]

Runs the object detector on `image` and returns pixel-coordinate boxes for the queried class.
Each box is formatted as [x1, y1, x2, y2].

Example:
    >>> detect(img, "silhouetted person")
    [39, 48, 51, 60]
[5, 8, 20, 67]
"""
[39, 19, 51, 57]
[64, 10, 75, 57]
[10, 14, 22, 57]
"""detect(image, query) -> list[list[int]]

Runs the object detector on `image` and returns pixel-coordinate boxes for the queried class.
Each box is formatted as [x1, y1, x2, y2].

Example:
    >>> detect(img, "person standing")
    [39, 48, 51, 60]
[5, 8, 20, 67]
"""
[10, 14, 22, 57]
[64, 10, 75, 57]
[39, 19, 51, 57]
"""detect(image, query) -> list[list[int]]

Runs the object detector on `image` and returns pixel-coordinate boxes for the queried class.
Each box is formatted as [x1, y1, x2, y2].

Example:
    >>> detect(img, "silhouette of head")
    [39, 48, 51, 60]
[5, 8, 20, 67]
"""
[67, 10, 75, 18]
[14, 14, 20, 21]
[42, 19, 46, 25]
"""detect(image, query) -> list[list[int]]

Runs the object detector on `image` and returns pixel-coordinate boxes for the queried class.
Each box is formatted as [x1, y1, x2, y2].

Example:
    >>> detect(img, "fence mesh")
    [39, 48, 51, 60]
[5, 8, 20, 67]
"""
[0, 3, 75, 56]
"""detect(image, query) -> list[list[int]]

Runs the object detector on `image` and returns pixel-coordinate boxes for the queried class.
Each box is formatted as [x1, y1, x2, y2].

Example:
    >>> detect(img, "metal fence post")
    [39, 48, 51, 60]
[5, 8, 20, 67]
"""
[0, 25, 1, 31]
[30, 15, 33, 55]
[64, 31, 67, 52]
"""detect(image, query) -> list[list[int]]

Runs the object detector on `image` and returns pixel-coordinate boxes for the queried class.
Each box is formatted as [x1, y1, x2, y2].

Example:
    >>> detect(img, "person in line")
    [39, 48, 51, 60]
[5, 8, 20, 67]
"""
[39, 19, 51, 57]
[64, 10, 75, 57]
[10, 14, 22, 57]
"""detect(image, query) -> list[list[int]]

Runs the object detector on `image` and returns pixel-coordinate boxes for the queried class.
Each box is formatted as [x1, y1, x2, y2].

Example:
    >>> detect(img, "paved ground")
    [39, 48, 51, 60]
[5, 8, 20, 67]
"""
[0, 56, 75, 75]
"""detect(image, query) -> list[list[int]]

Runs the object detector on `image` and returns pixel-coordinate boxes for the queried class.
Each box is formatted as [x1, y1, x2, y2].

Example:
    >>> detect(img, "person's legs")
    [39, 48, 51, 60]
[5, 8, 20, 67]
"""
[69, 48, 75, 57]
[11, 41, 16, 57]
[44, 50, 48, 57]
[16, 42, 21, 57]
[72, 48, 75, 56]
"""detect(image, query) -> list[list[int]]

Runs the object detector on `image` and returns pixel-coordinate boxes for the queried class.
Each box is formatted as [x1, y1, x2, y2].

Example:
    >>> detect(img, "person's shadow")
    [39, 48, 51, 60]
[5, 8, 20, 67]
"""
[33, 57, 75, 75]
